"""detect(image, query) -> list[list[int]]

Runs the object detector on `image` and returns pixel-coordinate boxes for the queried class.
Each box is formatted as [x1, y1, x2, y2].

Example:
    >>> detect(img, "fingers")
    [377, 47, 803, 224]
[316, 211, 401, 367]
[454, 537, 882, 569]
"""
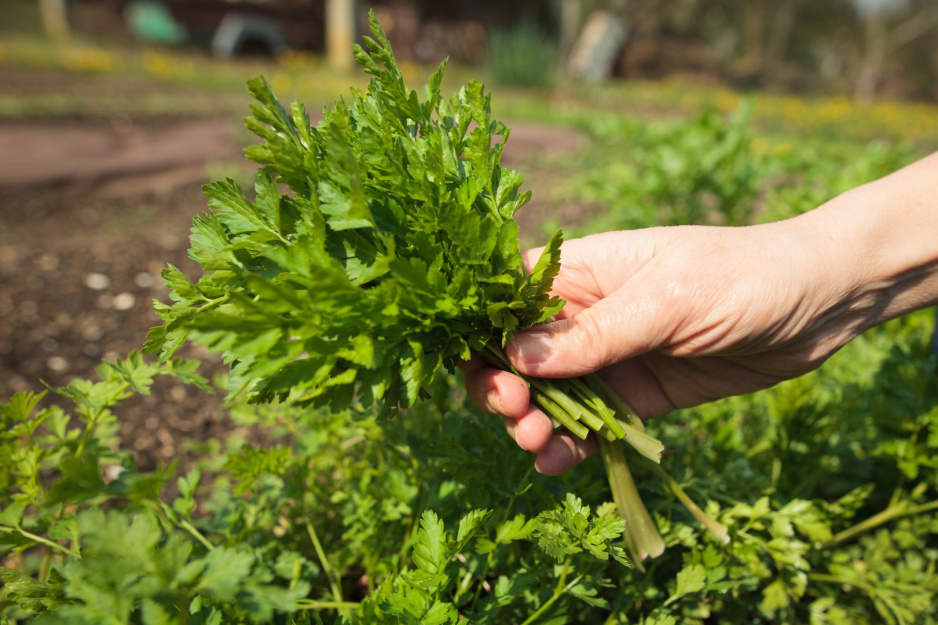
[502, 410, 597, 473]
[459, 354, 530, 419]
[460, 355, 595, 472]
[501, 408, 553, 453]
[506, 288, 665, 378]
[534, 432, 598, 475]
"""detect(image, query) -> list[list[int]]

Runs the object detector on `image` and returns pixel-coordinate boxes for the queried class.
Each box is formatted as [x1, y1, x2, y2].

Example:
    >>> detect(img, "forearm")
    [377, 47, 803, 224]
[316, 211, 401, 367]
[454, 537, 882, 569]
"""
[803, 151, 938, 332]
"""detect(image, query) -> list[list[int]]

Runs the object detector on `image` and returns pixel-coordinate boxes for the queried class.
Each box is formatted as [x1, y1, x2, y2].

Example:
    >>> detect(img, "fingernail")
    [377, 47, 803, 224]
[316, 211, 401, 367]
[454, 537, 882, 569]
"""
[485, 390, 502, 413]
[509, 330, 553, 366]
[502, 417, 517, 441]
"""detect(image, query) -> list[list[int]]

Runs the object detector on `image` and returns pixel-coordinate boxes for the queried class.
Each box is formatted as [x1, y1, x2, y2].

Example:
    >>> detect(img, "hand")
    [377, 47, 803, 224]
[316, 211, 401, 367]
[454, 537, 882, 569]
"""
[462, 151, 938, 475]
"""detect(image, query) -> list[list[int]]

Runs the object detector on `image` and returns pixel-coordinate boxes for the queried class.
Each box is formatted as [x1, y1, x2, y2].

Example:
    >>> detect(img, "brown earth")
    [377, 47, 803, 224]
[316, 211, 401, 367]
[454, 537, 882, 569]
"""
[0, 105, 587, 472]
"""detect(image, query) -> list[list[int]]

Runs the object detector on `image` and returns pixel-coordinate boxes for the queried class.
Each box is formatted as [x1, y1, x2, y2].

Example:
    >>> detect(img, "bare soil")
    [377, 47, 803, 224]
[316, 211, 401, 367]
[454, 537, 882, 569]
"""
[0, 103, 587, 471]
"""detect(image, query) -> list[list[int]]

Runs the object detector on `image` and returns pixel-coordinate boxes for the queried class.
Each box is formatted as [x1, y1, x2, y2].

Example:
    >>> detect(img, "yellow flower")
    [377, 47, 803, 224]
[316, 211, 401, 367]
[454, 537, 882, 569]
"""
[142, 50, 172, 78]
[61, 47, 121, 73]
[750, 137, 768, 156]
[270, 71, 292, 95]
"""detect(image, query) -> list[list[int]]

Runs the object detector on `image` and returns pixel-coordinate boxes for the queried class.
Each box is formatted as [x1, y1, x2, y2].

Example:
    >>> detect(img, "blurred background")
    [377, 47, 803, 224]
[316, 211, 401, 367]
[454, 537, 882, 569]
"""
[1, 0, 937, 469]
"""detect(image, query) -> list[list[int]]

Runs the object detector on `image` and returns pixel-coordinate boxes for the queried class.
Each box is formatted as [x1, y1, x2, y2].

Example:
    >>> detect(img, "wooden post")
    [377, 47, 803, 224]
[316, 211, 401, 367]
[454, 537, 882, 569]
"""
[326, 0, 357, 72]
[38, 0, 70, 41]
[559, 0, 582, 60]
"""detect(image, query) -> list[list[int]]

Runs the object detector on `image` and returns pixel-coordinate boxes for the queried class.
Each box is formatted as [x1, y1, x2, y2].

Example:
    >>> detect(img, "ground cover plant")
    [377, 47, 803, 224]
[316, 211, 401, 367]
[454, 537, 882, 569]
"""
[3, 13, 938, 625]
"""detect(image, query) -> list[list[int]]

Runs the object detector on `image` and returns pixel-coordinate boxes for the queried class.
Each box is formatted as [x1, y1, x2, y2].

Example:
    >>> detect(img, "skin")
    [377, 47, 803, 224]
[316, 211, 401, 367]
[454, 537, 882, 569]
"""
[461, 151, 938, 476]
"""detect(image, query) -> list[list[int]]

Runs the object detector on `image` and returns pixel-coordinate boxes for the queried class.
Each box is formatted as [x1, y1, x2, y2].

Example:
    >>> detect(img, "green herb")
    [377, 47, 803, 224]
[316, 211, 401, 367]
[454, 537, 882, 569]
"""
[144, 11, 724, 565]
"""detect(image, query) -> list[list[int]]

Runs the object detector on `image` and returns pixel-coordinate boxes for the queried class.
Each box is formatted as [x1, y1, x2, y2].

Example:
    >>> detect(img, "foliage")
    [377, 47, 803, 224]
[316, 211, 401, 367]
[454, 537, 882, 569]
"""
[486, 18, 559, 88]
[552, 102, 915, 235]
[143, 10, 682, 564]
[3, 317, 937, 623]
[566, 103, 766, 230]
[144, 12, 563, 417]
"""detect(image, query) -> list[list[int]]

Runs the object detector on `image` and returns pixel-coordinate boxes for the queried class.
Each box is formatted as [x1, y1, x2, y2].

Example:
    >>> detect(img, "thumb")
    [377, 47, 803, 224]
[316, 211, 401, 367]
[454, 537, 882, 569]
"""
[506, 291, 663, 378]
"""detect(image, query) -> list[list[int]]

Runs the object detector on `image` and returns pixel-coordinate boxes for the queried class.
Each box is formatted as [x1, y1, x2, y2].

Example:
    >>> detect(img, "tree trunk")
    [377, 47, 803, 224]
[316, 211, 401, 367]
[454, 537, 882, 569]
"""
[741, 0, 767, 71]
[558, 0, 582, 61]
[326, 0, 358, 72]
[764, 0, 801, 75]
[855, 9, 888, 102]
[38, 0, 69, 40]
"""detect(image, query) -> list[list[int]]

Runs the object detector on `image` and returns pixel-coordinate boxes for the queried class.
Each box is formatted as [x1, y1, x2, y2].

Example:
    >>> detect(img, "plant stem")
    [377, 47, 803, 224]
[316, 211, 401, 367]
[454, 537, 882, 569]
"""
[598, 437, 665, 570]
[530, 389, 589, 439]
[179, 520, 216, 553]
[519, 560, 581, 625]
[295, 599, 361, 610]
[639, 458, 730, 543]
[38, 548, 53, 583]
[482, 342, 670, 568]
[305, 520, 345, 604]
[0, 525, 81, 559]
[825, 498, 938, 547]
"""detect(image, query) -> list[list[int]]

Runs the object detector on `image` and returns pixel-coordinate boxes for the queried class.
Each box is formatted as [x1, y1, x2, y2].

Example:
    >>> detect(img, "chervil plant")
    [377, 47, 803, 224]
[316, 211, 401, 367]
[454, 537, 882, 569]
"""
[143, 11, 726, 565]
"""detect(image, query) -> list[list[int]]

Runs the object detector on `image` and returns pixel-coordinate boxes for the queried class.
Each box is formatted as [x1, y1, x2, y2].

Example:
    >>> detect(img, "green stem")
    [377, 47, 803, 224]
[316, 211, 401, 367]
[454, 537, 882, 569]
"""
[584, 374, 644, 430]
[305, 520, 344, 604]
[531, 390, 589, 439]
[38, 548, 53, 583]
[535, 382, 606, 432]
[519, 561, 581, 625]
[483, 342, 669, 568]
[74, 405, 104, 458]
[808, 573, 905, 623]
[597, 437, 665, 570]
[639, 458, 729, 544]
[0, 525, 80, 559]
[295, 599, 361, 610]
[179, 520, 216, 553]
[74, 379, 137, 457]
[825, 499, 938, 547]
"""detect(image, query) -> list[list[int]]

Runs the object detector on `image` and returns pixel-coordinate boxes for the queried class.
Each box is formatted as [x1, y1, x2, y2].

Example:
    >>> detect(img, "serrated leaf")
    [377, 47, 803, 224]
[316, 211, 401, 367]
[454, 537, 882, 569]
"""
[413, 510, 447, 575]
[455, 509, 491, 552]
[665, 564, 706, 606]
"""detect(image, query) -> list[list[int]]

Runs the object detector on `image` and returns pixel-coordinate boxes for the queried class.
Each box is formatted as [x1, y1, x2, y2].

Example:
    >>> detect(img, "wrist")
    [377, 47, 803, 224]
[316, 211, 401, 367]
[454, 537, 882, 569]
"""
[807, 152, 938, 330]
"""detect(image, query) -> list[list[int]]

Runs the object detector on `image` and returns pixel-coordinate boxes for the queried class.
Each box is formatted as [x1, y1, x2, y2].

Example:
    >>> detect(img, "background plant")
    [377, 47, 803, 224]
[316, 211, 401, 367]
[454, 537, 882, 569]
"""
[486, 17, 559, 89]
[547, 102, 915, 237]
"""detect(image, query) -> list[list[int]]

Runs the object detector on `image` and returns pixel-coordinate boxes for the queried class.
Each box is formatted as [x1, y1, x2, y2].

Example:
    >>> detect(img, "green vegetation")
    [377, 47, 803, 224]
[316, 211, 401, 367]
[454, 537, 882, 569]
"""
[142, 13, 721, 569]
[3, 11, 938, 625]
[541, 101, 916, 238]
[486, 19, 559, 88]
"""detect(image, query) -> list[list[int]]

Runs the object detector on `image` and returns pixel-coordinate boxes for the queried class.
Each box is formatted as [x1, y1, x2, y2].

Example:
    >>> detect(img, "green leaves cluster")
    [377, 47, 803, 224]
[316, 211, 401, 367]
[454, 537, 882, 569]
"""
[2, 316, 937, 624]
[145, 11, 563, 417]
[555, 102, 914, 235]
[0, 362, 634, 624]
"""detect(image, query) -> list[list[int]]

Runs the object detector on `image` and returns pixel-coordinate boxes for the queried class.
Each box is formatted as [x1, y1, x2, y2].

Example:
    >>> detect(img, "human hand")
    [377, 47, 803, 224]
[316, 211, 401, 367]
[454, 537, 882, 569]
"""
[463, 151, 938, 474]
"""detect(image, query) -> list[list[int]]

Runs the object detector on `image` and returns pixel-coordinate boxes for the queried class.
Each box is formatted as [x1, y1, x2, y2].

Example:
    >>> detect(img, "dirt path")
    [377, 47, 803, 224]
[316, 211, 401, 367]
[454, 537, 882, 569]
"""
[0, 115, 585, 471]
[0, 116, 582, 194]
[0, 118, 239, 195]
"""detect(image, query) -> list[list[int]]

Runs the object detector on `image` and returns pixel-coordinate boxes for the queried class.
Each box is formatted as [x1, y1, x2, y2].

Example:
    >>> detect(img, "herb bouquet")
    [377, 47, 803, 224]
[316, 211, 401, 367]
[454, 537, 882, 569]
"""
[145, 12, 727, 567]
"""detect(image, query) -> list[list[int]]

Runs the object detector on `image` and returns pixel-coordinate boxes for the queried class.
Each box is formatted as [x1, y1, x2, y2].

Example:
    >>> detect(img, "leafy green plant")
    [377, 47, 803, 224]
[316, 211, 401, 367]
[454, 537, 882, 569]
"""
[487, 18, 559, 88]
[552, 102, 916, 236]
[143, 11, 726, 564]
[563, 103, 765, 231]
[4, 317, 936, 623]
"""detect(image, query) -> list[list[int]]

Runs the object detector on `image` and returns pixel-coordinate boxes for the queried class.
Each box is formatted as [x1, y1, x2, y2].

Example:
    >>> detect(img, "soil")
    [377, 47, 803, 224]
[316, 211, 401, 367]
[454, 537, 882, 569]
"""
[0, 94, 588, 473]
